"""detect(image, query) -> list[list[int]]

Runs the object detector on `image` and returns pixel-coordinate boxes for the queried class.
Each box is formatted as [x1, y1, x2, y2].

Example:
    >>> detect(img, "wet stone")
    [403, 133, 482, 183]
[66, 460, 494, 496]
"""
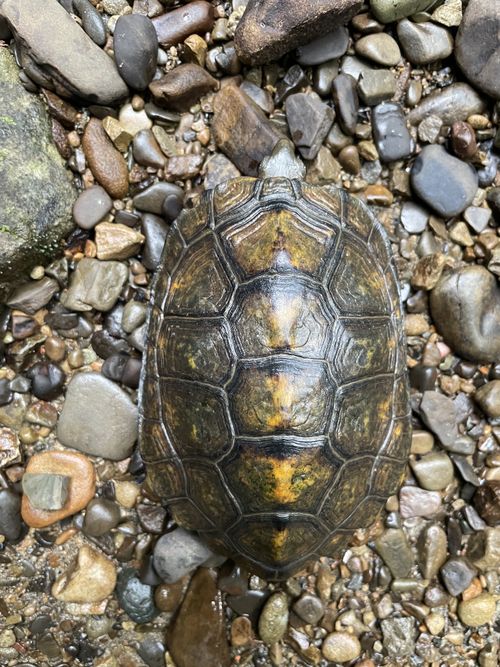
[22, 473, 69, 511]
[293, 593, 325, 624]
[400, 486, 442, 518]
[474, 482, 500, 527]
[0, 379, 12, 407]
[152, 0, 214, 47]
[475, 381, 500, 418]
[116, 568, 157, 624]
[239, 81, 274, 114]
[258, 591, 289, 644]
[149, 64, 218, 111]
[275, 64, 308, 105]
[420, 391, 458, 447]
[380, 617, 416, 658]
[73, 0, 106, 46]
[153, 528, 215, 583]
[467, 527, 500, 571]
[133, 182, 183, 216]
[114, 14, 158, 90]
[83, 498, 121, 537]
[411, 452, 454, 491]
[458, 593, 497, 627]
[25, 362, 65, 401]
[322, 632, 361, 663]
[440, 557, 477, 596]
[418, 523, 448, 580]
[6, 278, 59, 316]
[464, 206, 490, 233]
[132, 130, 166, 169]
[296, 26, 349, 65]
[73, 186, 113, 231]
[331, 73, 359, 136]
[82, 119, 129, 200]
[375, 528, 414, 578]
[372, 102, 412, 162]
[418, 114, 443, 144]
[52, 544, 116, 603]
[408, 83, 485, 126]
[61, 258, 128, 312]
[411, 145, 478, 218]
[58, 372, 138, 460]
[95, 222, 144, 261]
[358, 67, 396, 106]
[397, 19, 453, 65]
[354, 32, 401, 66]
[0, 488, 22, 541]
[371, 0, 433, 23]
[138, 638, 166, 667]
[314, 59, 340, 97]
[286, 92, 334, 160]
[400, 201, 428, 233]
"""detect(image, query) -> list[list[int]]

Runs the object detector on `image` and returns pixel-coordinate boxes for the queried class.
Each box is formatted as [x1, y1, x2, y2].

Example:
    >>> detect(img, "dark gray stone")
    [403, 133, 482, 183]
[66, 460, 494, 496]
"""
[0, 488, 22, 541]
[83, 498, 121, 537]
[420, 391, 458, 447]
[440, 557, 477, 596]
[73, 0, 107, 46]
[372, 102, 413, 162]
[73, 186, 113, 230]
[286, 92, 334, 160]
[114, 14, 158, 90]
[141, 214, 169, 270]
[296, 26, 349, 65]
[6, 278, 59, 315]
[397, 19, 453, 65]
[133, 182, 184, 215]
[331, 73, 358, 135]
[116, 568, 158, 624]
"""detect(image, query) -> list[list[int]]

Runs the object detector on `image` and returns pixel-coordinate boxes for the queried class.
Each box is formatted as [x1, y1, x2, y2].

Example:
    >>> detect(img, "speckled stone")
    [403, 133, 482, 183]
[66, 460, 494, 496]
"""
[258, 592, 289, 644]
[116, 568, 158, 624]
[420, 391, 458, 447]
[381, 617, 416, 658]
[322, 632, 361, 663]
[61, 258, 128, 312]
[52, 544, 117, 603]
[458, 593, 497, 627]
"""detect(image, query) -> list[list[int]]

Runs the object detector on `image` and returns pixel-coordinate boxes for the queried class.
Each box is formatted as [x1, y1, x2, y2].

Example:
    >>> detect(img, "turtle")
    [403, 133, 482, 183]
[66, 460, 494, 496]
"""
[139, 141, 411, 580]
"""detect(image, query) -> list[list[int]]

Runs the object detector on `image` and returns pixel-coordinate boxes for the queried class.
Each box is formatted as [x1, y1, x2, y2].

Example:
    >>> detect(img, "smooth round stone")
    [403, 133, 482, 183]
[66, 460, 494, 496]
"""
[116, 568, 157, 624]
[417, 523, 448, 579]
[430, 266, 500, 363]
[456, 0, 500, 101]
[397, 19, 453, 64]
[475, 381, 500, 418]
[401, 201, 428, 233]
[118, 104, 152, 136]
[121, 300, 147, 333]
[411, 144, 478, 217]
[372, 102, 412, 162]
[132, 130, 165, 169]
[0, 489, 22, 541]
[25, 362, 65, 401]
[440, 556, 477, 596]
[293, 593, 325, 624]
[370, 0, 434, 23]
[0, 378, 13, 406]
[399, 486, 441, 518]
[73, 0, 106, 46]
[83, 498, 121, 537]
[52, 544, 116, 603]
[313, 59, 339, 97]
[296, 25, 349, 65]
[408, 83, 485, 126]
[153, 527, 215, 583]
[83, 118, 129, 200]
[114, 15, 158, 90]
[57, 372, 138, 460]
[332, 73, 359, 135]
[22, 473, 69, 511]
[21, 450, 95, 529]
[73, 185, 113, 230]
[464, 206, 490, 233]
[138, 638, 166, 667]
[133, 182, 183, 215]
[410, 452, 454, 491]
[258, 591, 288, 644]
[7, 277, 58, 314]
[458, 593, 497, 627]
[322, 632, 361, 663]
[355, 33, 401, 66]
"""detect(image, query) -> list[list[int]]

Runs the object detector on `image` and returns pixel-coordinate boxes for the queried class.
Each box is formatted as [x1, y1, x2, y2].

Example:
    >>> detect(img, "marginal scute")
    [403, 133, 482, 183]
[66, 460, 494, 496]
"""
[213, 177, 257, 215]
[147, 458, 185, 500]
[340, 496, 384, 529]
[153, 226, 184, 311]
[301, 182, 343, 222]
[320, 531, 351, 558]
[140, 418, 175, 462]
[176, 194, 211, 242]
[371, 457, 407, 497]
[139, 372, 161, 422]
[384, 417, 412, 460]
[344, 192, 374, 240]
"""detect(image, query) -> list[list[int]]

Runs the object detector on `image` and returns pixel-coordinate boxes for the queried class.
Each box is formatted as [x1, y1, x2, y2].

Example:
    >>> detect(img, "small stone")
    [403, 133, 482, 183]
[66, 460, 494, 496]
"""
[83, 498, 121, 537]
[134, 182, 183, 216]
[0, 394, 29, 430]
[370, 0, 433, 23]
[0, 427, 20, 468]
[73, 186, 113, 230]
[6, 278, 59, 315]
[305, 146, 342, 184]
[230, 616, 253, 647]
[399, 486, 442, 518]
[259, 139, 306, 180]
[418, 523, 448, 580]
[61, 257, 128, 312]
[25, 361, 65, 401]
[102, 116, 133, 151]
[338, 145, 361, 174]
[449, 221, 474, 246]
[408, 83, 485, 126]
[73, 0, 106, 46]
[475, 381, 500, 418]
[58, 372, 137, 460]
[432, 0, 462, 26]
[258, 591, 288, 644]
[355, 33, 401, 66]
[322, 632, 361, 663]
[21, 450, 95, 529]
[474, 482, 500, 527]
[152, 1, 215, 47]
[419, 391, 457, 447]
[463, 206, 490, 233]
[458, 593, 497, 627]
[375, 528, 414, 578]
[293, 593, 325, 624]
[358, 68, 396, 106]
[149, 64, 218, 111]
[397, 19, 453, 65]
[425, 612, 445, 636]
[114, 14, 158, 90]
[418, 115, 443, 144]
[440, 557, 477, 596]
[411, 452, 454, 491]
[153, 528, 215, 583]
[95, 222, 144, 261]
[116, 568, 157, 624]
[132, 129, 165, 169]
[22, 473, 70, 511]
[372, 102, 412, 162]
[467, 527, 500, 571]
[332, 73, 359, 135]
[166, 154, 204, 180]
[118, 104, 153, 136]
[121, 301, 148, 334]
[154, 578, 188, 614]
[296, 26, 349, 65]
[411, 145, 478, 218]
[82, 119, 129, 199]
[0, 488, 22, 541]
[380, 617, 416, 658]
[401, 201, 428, 233]
[286, 92, 334, 160]
[365, 184, 393, 206]
[52, 545, 116, 603]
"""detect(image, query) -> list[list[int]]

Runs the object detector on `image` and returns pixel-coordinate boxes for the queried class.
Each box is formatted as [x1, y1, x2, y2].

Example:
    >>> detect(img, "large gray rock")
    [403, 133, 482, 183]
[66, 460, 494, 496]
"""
[0, 48, 75, 302]
[0, 0, 128, 104]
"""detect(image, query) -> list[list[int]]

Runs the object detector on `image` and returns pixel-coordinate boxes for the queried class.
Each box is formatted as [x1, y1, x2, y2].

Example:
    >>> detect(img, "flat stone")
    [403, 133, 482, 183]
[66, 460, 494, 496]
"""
[133, 182, 184, 216]
[417, 114, 443, 144]
[420, 391, 458, 447]
[464, 206, 491, 233]
[456, 0, 500, 100]
[0, 489, 22, 541]
[296, 26, 349, 65]
[372, 102, 412, 162]
[358, 68, 397, 105]
[95, 222, 144, 261]
[474, 481, 500, 527]
[467, 527, 500, 571]
[371, 0, 434, 22]
[73, 186, 113, 230]
[331, 73, 359, 135]
[149, 64, 218, 111]
[6, 278, 59, 315]
[286, 92, 334, 160]
[258, 592, 289, 644]
[153, 527, 215, 583]
[397, 19, 453, 65]
[407, 83, 486, 126]
[411, 145, 478, 217]
[22, 473, 70, 511]
[475, 381, 500, 418]
[430, 266, 500, 363]
[212, 85, 281, 176]
[235, 0, 362, 65]
[57, 372, 138, 460]
[440, 556, 477, 596]
[410, 452, 454, 491]
[417, 523, 448, 579]
[61, 257, 128, 312]
[52, 545, 116, 603]
[21, 450, 96, 529]
[82, 119, 129, 200]
[114, 14, 158, 90]
[380, 618, 416, 658]
[458, 593, 497, 627]
[400, 201, 428, 233]
[322, 632, 361, 663]
[432, 0, 462, 26]
[132, 130, 166, 169]
[152, 1, 214, 48]
[0, 0, 128, 104]
[118, 104, 152, 136]
[166, 568, 230, 667]
[355, 33, 401, 66]
[375, 528, 414, 578]
[399, 486, 442, 518]
[102, 116, 133, 151]
[140, 214, 169, 270]
[0, 394, 29, 430]
[0, 49, 75, 301]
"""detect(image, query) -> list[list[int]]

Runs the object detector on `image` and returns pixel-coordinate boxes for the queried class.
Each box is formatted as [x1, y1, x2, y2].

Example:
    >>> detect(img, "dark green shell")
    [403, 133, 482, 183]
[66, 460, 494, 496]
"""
[139, 177, 411, 579]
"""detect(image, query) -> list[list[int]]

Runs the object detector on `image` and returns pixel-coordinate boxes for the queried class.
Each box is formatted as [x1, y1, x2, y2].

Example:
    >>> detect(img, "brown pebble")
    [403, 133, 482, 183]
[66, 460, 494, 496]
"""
[82, 118, 129, 199]
[42, 89, 79, 127]
[44, 336, 66, 363]
[152, 0, 215, 47]
[51, 118, 71, 159]
[364, 184, 393, 206]
[338, 145, 361, 174]
[149, 63, 218, 111]
[155, 577, 189, 613]
[21, 450, 96, 528]
[95, 222, 145, 261]
[450, 121, 477, 160]
[474, 481, 500, 526]
[230, 616, 253, 647]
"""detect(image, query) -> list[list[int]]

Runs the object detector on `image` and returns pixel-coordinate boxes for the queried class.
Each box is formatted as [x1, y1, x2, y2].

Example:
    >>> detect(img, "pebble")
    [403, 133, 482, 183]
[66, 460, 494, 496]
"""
[463, 205, 490, 232]
[116, 568, 157, 624]
[57, 372, 137, 460]
[296, 26, 349, 65]
[61, 257, 128, 312]
[0, 0, 128, 104]
[6, 278, 59, 315]
[375, 528, 414, 577]
[419, 391, 457, 447]
[410, 452, 454, 491]
[25, 361, 65, 401]
[132, 130, 165, 169]
[140, 214, 169, 270]
[456, 0, 500, 100]
[122, 301, 148, 333]
[73, 186, 113, 230]
[0, 394, 29, 430]
[52, 544, 116, 603]
[240, 81, 274, 114]
[475, 380, 500, 418]
[397, 19, 453, 64]
[430, 266, 500, 363]
[331, 73, 359, 135]
[152, 1, 215, 48]
[234, 0, 362, 64]
[258, 591, 289, 644]
[149, 64, 218, 111]
[0, 489, 22, 541]
[380, 617, 416, 658]
[154, 578, 188, 614]
[400, 486, 442, 518]
[401, 201, 428, 233]
[134, 182, 184, 216]
[230, 616, 253, 647]
[474, 481, 500, 526]
[95, 222, 144, 261]
[467, 527, 500, 571]
[20, 450, 95, 528]
[114, 14, 158, 90]
[166, 568, 230, 667]
[411, 145, 478, 217]
[458, 593, 497, 627]
[355, 33, 401, 66]
[82, 119, 129, 199]
[440, 557, 477, 596]
[118, 104, 152, 136]
[0, 427, 20, 466]
[372, 102, 412, 162]
[408, 83, 485, 126]
[153, 528, 215, 583]
[418, 523, 448, 579]
[22, 473, 69, 511]
[83, 498, 121, 537]
[322, 632, 361, 663]
[293, 593, 325, 624]
[73, 0, 106, 46]
[212, 85, 281, 175]
[370, 0, 433, 23]
[286, 92, 334, 160]
[417, 114, 443, 144]
[358, 67, 397, 105]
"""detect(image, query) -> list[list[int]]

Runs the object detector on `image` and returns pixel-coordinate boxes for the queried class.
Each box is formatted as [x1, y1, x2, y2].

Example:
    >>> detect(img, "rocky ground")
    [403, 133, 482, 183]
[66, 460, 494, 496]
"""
[0, 0, 499, 665]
